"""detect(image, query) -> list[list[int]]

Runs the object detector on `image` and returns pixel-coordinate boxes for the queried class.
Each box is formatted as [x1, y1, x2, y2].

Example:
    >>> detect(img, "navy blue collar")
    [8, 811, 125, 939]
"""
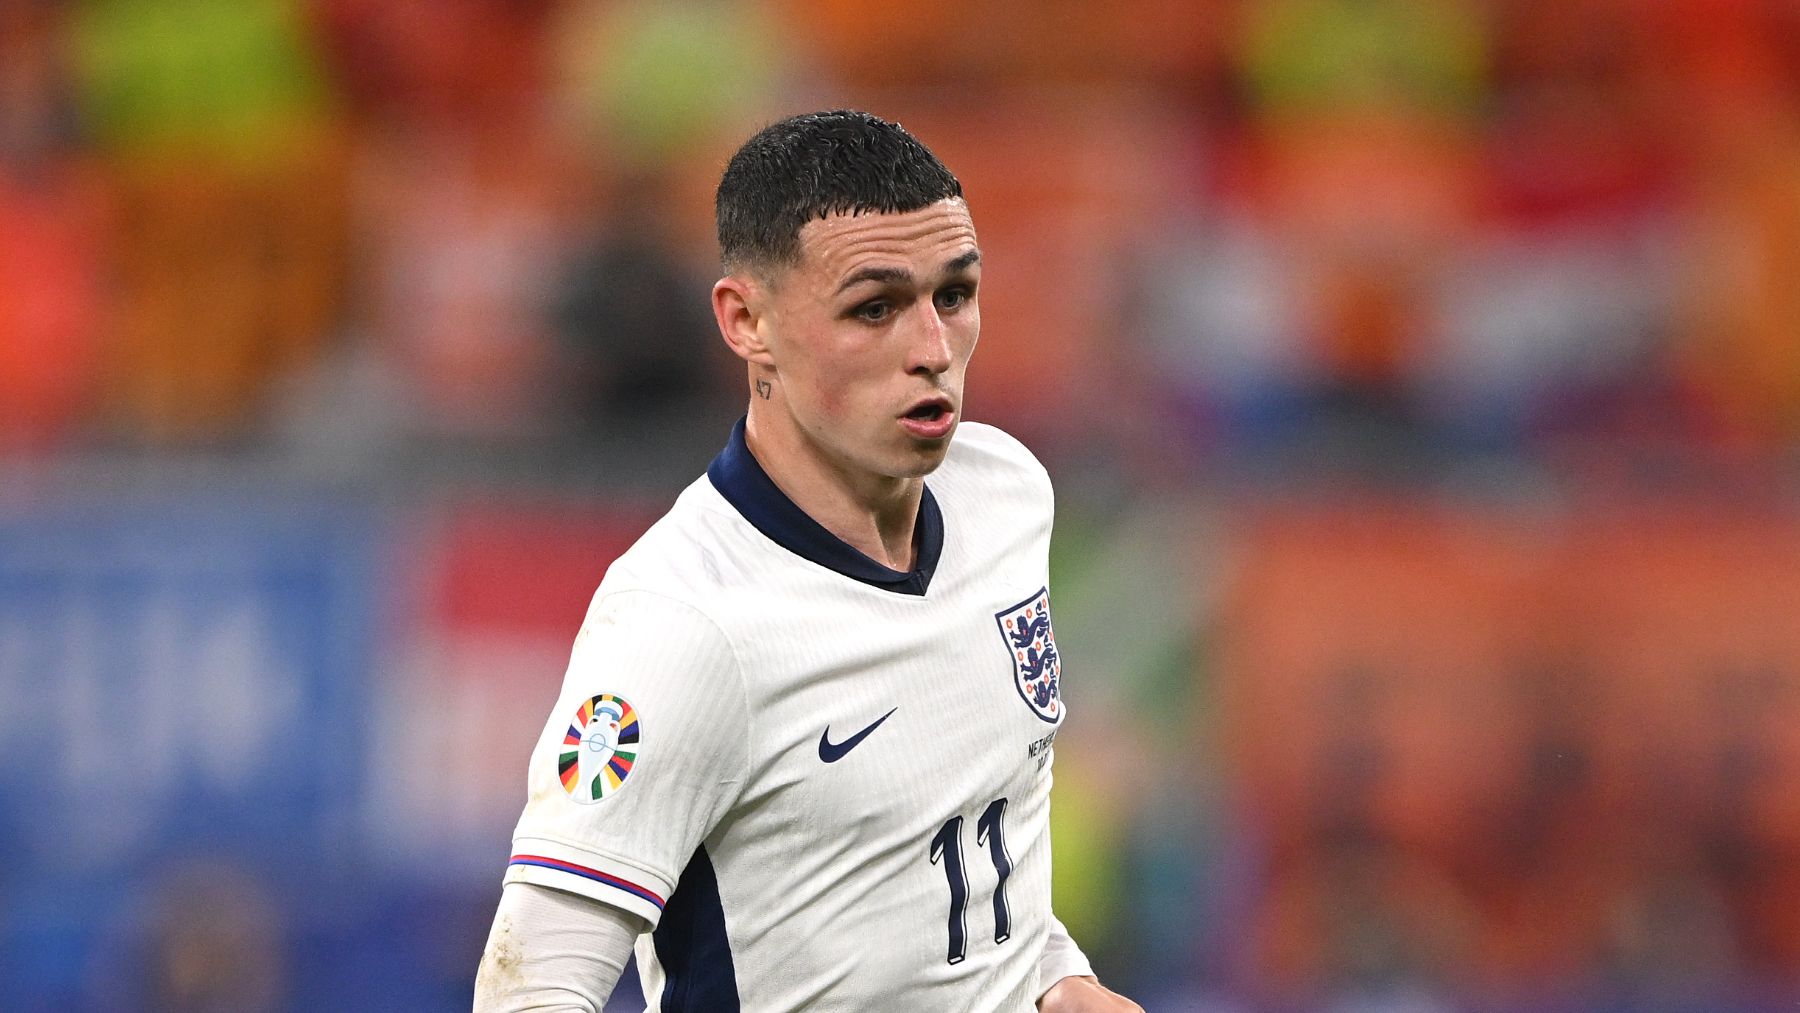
[706, 418, 942, 596]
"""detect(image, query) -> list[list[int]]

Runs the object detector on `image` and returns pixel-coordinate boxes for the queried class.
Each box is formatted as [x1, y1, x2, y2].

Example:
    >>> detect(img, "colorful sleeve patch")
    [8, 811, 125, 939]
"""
[557, 693, 641, 803]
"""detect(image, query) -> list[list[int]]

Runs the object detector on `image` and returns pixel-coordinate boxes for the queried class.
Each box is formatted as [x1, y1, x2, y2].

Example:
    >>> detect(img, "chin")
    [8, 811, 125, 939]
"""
[896, 443, 953, 478]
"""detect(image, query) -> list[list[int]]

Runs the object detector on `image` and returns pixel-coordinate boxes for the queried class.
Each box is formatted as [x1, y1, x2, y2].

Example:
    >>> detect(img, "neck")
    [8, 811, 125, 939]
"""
[743, 407, 923, 571]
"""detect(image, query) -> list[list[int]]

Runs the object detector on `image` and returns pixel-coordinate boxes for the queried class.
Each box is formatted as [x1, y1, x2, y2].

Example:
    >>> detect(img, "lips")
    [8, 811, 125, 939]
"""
[900, 396, 956, 440]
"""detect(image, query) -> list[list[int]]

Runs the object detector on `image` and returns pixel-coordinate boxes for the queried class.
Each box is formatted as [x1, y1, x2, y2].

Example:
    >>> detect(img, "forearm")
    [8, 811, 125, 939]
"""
[474, 882, 647, 1012]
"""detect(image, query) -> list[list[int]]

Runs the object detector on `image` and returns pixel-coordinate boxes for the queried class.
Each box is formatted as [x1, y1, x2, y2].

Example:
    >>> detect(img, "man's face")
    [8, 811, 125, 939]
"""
[756, 198, 981, 482]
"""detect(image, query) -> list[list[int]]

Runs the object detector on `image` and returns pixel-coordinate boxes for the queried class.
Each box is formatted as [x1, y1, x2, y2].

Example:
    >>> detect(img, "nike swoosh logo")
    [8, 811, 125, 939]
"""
[818, 707, 898, 763]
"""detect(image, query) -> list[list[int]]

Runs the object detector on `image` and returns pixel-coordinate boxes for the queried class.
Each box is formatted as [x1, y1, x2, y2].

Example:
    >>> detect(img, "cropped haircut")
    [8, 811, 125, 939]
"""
[716, 110, 964, 276]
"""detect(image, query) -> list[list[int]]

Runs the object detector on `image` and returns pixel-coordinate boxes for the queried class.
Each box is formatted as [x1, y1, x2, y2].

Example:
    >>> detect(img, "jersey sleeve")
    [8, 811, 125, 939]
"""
[504, 589, 748, 927]
[1034, 915, 1095, 999]
[946, 422, 1055, 527]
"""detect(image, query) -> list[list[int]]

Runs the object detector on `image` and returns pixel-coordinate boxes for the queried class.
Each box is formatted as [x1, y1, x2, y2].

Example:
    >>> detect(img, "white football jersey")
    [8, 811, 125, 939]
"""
[504, 420, 1069, 1011]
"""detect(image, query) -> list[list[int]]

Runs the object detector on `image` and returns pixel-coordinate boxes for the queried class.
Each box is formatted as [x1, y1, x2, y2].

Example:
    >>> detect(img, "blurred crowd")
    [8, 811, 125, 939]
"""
[4, 0, 1800, 1010]
[3, 0, 1797, 480]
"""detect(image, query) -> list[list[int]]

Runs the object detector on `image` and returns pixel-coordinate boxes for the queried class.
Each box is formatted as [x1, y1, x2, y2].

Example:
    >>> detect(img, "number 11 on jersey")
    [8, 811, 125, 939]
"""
[928, 797, 1013, 964]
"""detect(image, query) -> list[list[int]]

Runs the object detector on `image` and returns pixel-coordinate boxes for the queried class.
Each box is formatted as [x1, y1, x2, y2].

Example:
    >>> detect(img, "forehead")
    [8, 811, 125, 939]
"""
[793, 199, 978, 282]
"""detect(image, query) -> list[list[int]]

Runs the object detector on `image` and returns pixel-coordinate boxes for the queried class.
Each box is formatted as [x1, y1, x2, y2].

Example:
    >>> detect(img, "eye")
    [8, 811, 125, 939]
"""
[852, 300, 892, 323]
[935, 286, 971, 312]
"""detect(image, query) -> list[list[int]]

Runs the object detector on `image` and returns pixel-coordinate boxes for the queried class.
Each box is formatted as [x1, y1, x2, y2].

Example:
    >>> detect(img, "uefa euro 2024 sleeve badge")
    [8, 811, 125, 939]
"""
[559, 694, 640, 803]
[996, 588, 1062, 723]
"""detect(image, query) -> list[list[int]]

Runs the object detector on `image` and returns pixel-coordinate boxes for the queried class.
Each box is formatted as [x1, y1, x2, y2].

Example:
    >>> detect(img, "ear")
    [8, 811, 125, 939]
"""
[713, 273, 776, 368]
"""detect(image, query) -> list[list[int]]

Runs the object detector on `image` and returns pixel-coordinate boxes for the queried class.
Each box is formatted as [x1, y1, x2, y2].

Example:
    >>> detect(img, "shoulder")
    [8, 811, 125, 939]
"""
[936, 421, 1054, 506]
[584, 476, 770, 631]
[565, 550, 748, 718]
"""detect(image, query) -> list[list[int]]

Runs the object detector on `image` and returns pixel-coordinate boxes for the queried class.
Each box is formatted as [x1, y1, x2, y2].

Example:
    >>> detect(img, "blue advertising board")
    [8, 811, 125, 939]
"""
[0, 491, 381, 1008]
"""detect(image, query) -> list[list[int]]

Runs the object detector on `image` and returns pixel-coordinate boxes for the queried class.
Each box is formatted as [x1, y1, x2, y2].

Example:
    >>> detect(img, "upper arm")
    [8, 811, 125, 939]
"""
[504, 590, 750, 926]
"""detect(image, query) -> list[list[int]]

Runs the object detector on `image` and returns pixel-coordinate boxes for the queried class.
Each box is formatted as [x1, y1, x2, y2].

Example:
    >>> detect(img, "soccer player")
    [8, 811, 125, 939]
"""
[475, 110, 1141, 1013]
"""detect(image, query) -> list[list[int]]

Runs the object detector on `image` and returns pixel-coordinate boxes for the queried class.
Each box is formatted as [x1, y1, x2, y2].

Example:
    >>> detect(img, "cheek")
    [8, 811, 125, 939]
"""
[951, 310, 980, 367]
[814, 383, 847, 419]
[806, 344, 887, 417]
[787, 343, 861, 425]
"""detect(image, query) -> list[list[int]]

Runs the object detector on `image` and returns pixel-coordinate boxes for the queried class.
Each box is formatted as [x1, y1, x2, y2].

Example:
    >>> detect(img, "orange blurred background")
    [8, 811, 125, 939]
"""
[3, 0, 1799, 1009]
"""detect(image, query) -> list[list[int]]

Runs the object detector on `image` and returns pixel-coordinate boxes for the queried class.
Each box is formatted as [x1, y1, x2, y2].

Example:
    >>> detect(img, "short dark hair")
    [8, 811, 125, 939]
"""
[715, 110, 964, 275]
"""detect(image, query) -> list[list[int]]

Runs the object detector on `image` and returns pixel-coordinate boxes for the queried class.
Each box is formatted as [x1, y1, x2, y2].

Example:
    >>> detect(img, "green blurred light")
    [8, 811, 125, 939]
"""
[1244, 0, 1487, 118]
[72, 0, 331, 163]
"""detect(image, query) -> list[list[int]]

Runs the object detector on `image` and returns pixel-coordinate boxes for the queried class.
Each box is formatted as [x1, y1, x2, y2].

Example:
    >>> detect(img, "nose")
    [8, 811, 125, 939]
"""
[907, 302, 953, 376]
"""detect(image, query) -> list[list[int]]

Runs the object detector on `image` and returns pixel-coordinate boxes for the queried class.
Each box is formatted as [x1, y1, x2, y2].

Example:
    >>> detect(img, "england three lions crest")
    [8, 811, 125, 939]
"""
[996, 588, 1062, 723]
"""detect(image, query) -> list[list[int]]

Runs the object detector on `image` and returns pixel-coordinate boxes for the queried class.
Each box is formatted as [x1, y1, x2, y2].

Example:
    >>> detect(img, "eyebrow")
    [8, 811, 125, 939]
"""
[943, 249, 981, 275]
[834, 249, 982, 296]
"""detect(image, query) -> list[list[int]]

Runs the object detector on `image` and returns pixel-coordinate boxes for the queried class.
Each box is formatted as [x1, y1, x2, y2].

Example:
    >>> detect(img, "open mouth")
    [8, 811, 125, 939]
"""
[900, 397, 956, 439]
